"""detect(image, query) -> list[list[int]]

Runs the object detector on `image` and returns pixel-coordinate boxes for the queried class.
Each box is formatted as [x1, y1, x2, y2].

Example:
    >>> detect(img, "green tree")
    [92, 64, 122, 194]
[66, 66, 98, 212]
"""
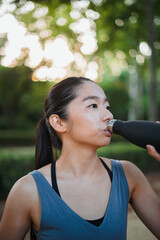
[1, 0, 160, 122]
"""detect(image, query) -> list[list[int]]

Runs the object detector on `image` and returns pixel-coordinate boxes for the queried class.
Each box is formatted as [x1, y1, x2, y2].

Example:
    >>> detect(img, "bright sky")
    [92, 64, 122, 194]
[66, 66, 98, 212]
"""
[0, 0, 154, 82]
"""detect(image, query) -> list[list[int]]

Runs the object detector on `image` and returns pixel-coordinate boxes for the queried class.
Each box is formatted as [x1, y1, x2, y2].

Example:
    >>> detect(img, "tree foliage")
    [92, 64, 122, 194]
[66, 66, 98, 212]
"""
[0, 0, 160, 131]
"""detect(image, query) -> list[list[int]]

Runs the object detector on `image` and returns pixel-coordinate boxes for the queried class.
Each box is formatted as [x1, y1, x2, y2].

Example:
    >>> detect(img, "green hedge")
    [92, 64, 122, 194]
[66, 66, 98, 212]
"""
[0, 130, 125, 146]
[0, 130, 35, 146]
[0, 144, 159, 200]
[0, 147, 35, 199]
[97, 143, 160, 171]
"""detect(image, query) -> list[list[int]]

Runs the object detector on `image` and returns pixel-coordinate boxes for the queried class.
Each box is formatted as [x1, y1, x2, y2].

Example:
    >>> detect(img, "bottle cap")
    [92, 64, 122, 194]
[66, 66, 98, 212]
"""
[108, 119, 117, 133]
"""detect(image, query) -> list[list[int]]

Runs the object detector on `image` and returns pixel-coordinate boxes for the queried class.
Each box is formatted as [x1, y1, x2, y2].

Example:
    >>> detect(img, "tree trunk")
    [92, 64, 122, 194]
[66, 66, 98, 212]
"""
[146, 0, 158, 121]
[128, 68, 138, 120]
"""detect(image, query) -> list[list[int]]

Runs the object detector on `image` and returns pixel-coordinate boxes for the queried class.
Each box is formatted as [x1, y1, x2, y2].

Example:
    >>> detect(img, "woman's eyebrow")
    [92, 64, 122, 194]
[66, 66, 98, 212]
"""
[82, 95, 109, 102]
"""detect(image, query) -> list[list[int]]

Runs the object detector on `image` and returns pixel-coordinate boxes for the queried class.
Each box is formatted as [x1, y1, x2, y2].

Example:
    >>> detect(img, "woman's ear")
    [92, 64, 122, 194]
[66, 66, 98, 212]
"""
[49, 114, 67, 133]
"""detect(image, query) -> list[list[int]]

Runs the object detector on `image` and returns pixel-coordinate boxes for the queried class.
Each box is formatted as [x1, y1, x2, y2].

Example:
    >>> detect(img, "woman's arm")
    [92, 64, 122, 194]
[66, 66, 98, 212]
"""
[0, 175, 34, 240]
[122, 161, 160, 239]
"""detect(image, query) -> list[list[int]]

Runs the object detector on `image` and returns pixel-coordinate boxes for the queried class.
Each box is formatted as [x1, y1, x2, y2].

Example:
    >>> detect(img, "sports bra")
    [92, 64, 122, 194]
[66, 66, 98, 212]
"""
[51, 157, 113, 226]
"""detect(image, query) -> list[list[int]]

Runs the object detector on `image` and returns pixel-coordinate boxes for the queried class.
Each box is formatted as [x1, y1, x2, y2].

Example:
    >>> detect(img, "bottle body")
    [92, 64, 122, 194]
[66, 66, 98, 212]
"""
[108, 119, 160, 153]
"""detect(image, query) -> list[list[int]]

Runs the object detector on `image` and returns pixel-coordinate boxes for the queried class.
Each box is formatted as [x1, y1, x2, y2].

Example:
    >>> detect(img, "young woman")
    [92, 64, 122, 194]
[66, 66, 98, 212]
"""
[0, 77, 160, 240]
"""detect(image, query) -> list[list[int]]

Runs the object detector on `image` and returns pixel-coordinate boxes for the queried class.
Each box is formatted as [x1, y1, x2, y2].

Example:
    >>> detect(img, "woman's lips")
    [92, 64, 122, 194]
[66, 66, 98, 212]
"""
[103, 127, 113, 137]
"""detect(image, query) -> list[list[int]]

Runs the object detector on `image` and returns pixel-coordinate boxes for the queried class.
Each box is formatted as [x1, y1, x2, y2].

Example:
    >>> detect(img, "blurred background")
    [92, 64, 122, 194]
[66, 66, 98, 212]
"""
[0, 0, 160, 239]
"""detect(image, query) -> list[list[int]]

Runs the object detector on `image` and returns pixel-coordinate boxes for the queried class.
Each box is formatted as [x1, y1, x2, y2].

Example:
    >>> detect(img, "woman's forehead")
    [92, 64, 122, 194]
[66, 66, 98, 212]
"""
[76, 81, 107, 99]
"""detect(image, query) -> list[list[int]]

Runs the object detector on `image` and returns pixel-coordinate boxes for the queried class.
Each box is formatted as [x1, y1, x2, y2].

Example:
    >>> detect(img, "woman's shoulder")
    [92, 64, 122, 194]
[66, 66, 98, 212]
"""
[101, 158, 143, 197]
[100, 157, 140, 173]
[119, 160, 142, 177]
[18, 163, 52, 191]
[9, 174, 38, 202]
[35, 163, 52, 185]
[2, 173, 39, 220]
[118, 160, 147, 199]
[99, 157, 137, 172]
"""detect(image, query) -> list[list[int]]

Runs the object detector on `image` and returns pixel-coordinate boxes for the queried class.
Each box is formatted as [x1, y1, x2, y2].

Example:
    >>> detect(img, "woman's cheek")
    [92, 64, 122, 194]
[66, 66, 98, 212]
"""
[68, 107, 100, 134]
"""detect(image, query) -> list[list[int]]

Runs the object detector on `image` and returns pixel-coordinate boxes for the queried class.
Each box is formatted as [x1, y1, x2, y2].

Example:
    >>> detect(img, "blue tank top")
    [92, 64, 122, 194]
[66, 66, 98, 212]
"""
[30, 159, 129, 240]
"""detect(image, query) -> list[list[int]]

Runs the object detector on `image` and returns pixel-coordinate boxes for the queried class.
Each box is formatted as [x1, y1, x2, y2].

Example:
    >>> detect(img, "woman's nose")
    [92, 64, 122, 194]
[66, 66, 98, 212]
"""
[103, 108, 113, 121]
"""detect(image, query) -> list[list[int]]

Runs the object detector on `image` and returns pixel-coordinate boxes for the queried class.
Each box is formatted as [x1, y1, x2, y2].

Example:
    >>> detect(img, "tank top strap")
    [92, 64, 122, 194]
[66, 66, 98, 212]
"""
[51, 161, 61, 196]
[99, 157, 113, 182]
[111, 159, 129, 197]
[29, 170, 57, 200]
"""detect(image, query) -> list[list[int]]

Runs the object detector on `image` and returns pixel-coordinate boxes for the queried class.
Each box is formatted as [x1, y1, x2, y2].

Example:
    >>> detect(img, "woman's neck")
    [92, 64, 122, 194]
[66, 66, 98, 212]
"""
[57, 142, 100, 178]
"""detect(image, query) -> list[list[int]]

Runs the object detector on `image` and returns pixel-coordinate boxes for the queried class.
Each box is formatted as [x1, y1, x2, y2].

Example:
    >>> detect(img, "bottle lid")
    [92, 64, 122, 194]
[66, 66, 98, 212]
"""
[108, 119, 117, 133]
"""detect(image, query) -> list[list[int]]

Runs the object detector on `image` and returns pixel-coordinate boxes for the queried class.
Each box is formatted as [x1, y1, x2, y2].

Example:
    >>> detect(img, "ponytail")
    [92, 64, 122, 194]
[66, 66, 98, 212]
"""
[35, 117, 53, 169]
[31, 117, 60, 240]
[34, 117, 62, 170]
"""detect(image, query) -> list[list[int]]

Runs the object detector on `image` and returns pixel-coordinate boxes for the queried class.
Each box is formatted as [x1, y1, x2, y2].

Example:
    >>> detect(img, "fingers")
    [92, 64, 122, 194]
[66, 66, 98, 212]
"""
[146, 145, 160, 162]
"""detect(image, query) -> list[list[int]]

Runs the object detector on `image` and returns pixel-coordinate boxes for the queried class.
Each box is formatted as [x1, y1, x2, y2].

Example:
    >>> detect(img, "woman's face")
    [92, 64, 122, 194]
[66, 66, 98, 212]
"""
[65, 81, 114, 148]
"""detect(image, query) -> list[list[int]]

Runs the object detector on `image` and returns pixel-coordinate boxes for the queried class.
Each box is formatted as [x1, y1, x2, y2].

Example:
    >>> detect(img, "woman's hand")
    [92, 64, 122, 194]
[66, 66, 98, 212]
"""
[146, 145, 160, 162]
[146, 121, 160, 162]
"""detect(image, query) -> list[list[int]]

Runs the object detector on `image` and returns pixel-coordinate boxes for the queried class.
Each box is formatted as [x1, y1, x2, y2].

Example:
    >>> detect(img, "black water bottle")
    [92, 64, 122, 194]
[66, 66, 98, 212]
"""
[108, 119, 160, 153]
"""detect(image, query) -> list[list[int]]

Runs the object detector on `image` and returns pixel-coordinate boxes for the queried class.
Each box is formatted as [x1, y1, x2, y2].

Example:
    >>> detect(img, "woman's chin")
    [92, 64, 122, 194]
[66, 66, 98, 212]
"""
[95, 139, 111, 148]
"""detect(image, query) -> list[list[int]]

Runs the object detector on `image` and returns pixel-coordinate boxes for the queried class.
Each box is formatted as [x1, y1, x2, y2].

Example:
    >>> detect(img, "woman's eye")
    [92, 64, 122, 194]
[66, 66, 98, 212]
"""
[106, 106, 111, 110]
[89, 104, 98, 108]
